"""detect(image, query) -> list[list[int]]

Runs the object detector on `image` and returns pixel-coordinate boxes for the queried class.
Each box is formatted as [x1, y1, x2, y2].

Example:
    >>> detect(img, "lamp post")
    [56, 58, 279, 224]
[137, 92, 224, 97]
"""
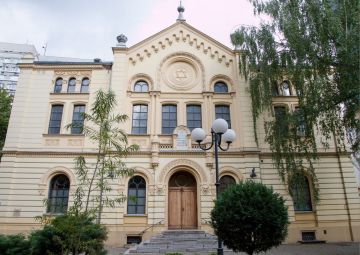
[191, 118, 236, 255]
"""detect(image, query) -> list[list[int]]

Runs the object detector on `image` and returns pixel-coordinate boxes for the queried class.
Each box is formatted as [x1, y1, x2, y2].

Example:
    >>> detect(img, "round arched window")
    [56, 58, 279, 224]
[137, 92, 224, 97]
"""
[219, 175, 236, 193]
[214, 81, 228, 93]
[127, 176, 146, 214]
[134, 80, 149, 92]
[47, 174, 70, 213]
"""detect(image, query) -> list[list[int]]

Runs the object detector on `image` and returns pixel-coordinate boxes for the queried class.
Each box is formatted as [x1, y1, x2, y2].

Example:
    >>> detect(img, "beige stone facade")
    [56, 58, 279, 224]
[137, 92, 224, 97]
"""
[0, 21, 359, 246]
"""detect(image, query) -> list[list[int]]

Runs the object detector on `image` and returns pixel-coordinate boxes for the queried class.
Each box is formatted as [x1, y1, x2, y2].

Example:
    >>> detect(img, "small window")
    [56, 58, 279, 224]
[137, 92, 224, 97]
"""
[47, 174, 70, 214]
[162, 105, 177, 134]
[215, 105, 231, 128]
[274, 106, 288, 133]
[48, 105, 63, 134]
[132, 105, 148, 134]
[187, 105, 202, 131]
[127, 176, 146, 215]
[219, 175, 236, 193]
[302, 231, 316, 241]
[71, 105, 85, 134]
[80, 78, 89, 93]
[291, 175, 313, 211]
[134, 80, 149, 92]
[214, 81, 228, 93]
[295, 107, 306, 136]
[67, 78, 76, 93]
[127, 236, 142, 245]
[54, 78, 63, 93]
[281, 81, 291, 96]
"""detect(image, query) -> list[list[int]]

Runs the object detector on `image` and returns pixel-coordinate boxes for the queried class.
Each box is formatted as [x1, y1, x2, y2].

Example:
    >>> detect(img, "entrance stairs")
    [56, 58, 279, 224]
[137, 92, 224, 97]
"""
[124, 230, 232, 254]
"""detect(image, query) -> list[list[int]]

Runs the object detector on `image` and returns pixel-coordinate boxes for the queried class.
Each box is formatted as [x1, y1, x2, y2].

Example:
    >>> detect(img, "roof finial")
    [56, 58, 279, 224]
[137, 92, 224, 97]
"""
[177, 1, 185, 22]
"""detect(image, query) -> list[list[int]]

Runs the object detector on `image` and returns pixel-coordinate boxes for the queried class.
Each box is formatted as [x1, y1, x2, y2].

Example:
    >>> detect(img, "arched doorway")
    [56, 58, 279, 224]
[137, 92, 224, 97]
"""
[168, 171, 197, 229]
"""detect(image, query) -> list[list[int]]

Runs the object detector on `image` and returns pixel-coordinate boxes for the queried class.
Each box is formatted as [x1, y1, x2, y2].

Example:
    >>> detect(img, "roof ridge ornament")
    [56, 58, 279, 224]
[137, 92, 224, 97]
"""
[176, 1, 186, 22]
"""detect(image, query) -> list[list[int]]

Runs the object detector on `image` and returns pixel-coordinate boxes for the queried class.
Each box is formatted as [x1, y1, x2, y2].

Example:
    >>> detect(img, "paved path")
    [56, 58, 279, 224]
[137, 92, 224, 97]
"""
[106, 242, 360, 255]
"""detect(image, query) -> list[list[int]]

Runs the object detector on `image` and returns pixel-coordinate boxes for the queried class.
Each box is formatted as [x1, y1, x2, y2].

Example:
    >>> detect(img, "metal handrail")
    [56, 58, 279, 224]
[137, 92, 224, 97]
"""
[139, 220, 163, 236]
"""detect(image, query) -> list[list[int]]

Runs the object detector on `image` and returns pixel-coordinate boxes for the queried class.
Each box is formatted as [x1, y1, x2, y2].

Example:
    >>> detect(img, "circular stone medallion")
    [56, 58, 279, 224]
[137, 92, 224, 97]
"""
[162, 60, 199, 90]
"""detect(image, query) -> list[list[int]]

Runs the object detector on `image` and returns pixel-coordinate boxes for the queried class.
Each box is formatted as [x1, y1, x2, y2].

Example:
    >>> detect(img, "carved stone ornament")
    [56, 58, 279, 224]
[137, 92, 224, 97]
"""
[201, 184, 210, 195]
[54, 71, 91, 77]
[116, 34, 128, 47]
[158, 53, 204, 91]
[156, 184, 165, 194]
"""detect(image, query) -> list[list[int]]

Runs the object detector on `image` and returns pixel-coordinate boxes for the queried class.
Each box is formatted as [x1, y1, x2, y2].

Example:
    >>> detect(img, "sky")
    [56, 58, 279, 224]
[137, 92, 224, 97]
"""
[0, 0, 261, 61]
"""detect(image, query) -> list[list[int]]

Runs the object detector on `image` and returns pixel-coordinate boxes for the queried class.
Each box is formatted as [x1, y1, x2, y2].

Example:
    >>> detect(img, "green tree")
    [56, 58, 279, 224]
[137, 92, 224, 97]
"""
[67, 89, 138, 223]
[0, 89, 12, 150]
[231, 0, 360, 200]
[211, 181, 288, 255]
[0, 234, 31, 255]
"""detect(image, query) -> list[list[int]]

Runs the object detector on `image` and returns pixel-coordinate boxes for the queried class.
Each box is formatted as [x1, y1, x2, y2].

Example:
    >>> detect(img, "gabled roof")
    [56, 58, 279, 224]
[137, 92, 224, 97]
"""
[128, 21, 234, 55]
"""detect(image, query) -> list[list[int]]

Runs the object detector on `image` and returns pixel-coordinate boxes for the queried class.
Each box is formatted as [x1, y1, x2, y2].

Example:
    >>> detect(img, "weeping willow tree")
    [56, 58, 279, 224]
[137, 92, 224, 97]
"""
[231, 0, 360, 201]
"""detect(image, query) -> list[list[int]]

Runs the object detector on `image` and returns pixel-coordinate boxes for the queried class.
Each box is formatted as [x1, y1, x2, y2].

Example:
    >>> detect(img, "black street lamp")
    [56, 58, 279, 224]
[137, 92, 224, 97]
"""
[191, 118, 236, 255]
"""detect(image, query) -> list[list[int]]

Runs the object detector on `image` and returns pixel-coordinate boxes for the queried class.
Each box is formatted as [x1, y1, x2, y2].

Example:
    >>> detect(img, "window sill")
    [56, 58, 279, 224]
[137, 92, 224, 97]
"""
[50, 92, 90, 95]
[42, 212, 65, 217]
[124, 214, 147, 217]
[294, 210, 315, 214]
[43, 134, 85, 137]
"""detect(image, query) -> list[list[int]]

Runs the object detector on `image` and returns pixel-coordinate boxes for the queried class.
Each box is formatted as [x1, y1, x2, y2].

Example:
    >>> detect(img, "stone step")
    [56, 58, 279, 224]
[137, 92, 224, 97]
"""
[124, 230, 232, 254]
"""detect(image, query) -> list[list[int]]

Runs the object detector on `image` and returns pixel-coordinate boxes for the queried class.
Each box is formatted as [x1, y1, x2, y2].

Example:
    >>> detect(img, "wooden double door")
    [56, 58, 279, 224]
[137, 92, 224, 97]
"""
[168, 171, 197, 229]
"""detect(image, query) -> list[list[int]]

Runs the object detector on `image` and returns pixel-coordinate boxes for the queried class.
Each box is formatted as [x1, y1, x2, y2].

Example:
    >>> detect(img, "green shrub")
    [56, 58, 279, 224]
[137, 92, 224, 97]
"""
[0, 234, 31, 255]
[211, 181, 289, 255]
[30, 212, 107, 255]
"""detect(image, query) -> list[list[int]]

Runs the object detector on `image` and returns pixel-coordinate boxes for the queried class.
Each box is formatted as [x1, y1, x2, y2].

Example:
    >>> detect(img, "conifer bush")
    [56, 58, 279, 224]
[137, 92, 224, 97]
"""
[211, 181, 288, 255]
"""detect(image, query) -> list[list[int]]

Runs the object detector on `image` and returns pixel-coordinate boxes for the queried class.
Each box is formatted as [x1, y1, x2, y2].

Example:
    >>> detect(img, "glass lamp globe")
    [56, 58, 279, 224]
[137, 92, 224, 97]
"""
[191, 128, 206, 142]
[223, 129, 236, 143]
[212, 118, 228, 134]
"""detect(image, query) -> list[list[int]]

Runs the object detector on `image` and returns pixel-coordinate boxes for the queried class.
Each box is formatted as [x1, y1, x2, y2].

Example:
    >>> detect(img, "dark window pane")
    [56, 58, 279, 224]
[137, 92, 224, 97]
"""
[282, 81, 291, 96]
[47, 174, 70, 214]
[80, 78, 89, 93]
[132, 105, 148, 134]
[214, 82, 228, 93]
[162, 105, 177, 134]
[71, 105, 85, 134]
[291, 176, 312, 211]
[215, 105, 231, 128]
[219, 175, 236, 193]
[187, 105, 202, 131]
[54, 78, 63, 93]
[127, 176, 146, 215]
[67, 78, 76, 93]
[48, 105, 63, 134]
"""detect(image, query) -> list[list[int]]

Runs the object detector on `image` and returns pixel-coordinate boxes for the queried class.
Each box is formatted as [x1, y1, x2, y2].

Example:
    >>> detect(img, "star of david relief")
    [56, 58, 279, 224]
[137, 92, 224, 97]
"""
[175, 68, 187, 81]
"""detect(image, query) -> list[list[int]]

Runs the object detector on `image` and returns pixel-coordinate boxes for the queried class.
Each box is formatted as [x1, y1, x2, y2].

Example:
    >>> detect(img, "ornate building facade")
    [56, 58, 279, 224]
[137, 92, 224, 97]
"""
[0, 14, 359, 246]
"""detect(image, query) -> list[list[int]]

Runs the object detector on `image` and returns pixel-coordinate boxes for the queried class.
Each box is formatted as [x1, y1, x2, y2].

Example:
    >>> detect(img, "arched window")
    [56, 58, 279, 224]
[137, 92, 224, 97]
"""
[47, 174, 70, 214]
[219, 175, 236, 193]
[290, 175, 313, 211]
[54, 78, 63, 93]
[127, 176, 146, 214]
[134, 80, 149, 92]
[71, 105, 86, 134]
[80, 78, 90, 93]
[214, 81, 228, 93]
[281, 81, 291, 96]
[67, 78, 76, 93]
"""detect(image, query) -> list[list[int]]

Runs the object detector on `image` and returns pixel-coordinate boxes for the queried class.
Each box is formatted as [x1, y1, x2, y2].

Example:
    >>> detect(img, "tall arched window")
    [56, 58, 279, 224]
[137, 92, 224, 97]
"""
[54, 78, 63, 93]
[127, 176, 146, 214]
[219, 175, 236, 193]
[290, 175, 313, 211]
[47, 174, 70, 214]
[214, 81, 228, 93]
[67, 78, 76, 93]
[134, 80, 149, 92]
[80, 78, 90, 93]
